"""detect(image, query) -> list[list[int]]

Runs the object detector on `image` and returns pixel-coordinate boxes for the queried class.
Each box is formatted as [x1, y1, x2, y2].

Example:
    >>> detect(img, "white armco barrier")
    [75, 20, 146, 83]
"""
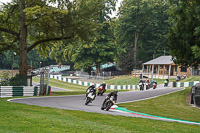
[0, 86, 40, 98]
[50, 75, 139, 90]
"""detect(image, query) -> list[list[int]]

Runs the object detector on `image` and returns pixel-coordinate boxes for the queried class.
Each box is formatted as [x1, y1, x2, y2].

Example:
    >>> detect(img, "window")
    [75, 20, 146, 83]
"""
[181, 67, 187, 72]
[175, 65, 177, 72]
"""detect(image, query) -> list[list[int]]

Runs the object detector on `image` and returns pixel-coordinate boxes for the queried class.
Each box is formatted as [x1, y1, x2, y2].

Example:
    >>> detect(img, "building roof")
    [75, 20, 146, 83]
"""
[143, 56, 174, 65]
[92, 62, 116, 71]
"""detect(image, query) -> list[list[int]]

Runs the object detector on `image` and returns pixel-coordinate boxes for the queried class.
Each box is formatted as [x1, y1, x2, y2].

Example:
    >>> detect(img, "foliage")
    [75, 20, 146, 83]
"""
[168, 0, 200, 67]
[9, 74, 30, 86]
[0, 51, 17, 69]
[116, 0, 170, 69]
[0, 70, 10, 85]
[118, 44, 135, 71]
[0, 0, 107, 75]
[72, 21, 117, 73]
[0, 49, 58, 70]
[50, 0, 118, 74]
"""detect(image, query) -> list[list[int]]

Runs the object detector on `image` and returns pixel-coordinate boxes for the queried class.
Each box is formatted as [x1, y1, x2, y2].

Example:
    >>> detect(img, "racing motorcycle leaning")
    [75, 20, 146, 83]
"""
[85, 89, 96, 105]
[97, 86, 105, 96]
[139, 82, 144, 91]
[101, 96, 115, 111]
[153, 81, 157, 89]
[146, 82, 150, 90]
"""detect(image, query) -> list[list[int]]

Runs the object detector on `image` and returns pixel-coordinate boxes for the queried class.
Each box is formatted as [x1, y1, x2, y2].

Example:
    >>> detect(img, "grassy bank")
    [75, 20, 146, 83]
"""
[32, 77, 128, 96]
[33, 77, 86, 91]
[35, 76, 175, 86]
[0, 97, 199, 132]
[119, 87, 200, 122]
[180, 76, 200, 82]
[105, 76, 175, 85]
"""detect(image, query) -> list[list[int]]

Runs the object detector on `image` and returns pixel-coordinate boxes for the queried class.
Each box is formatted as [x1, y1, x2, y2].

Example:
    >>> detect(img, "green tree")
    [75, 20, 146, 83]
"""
[0, 0, 105, 76]
[51, 0, 118, 75]
[69, 21, 117, 75]
[168, 0, 200, 67]
[116, 0, 169, 70]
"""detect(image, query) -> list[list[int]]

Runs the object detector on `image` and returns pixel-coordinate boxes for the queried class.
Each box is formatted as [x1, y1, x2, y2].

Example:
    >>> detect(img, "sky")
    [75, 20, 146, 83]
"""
[0, 0, 11, 4]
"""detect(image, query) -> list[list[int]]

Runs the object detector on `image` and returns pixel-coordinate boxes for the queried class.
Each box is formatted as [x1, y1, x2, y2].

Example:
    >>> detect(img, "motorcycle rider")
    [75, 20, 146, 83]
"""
[99, 82, 107, 93]
[139, 79, 144, 91]
[146, 78, 150, 89]
[164, 78, 169, 87]
[182, 73, 187, 79]
[153, 80, 157, 89]
[102, 90, 118, 106]
[86, 84, 97, 99]
[176, 74, 181, 81]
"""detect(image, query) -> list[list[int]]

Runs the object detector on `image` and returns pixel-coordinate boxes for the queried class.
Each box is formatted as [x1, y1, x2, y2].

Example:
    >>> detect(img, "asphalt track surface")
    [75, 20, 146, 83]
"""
[9, 86, 200, 126]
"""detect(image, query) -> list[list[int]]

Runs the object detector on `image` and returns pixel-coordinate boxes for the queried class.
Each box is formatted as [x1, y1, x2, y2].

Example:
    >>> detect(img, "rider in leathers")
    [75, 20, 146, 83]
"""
[102, 90, 118, 106]
[86, 84, 96, 99]
[99, 82, 107, 93]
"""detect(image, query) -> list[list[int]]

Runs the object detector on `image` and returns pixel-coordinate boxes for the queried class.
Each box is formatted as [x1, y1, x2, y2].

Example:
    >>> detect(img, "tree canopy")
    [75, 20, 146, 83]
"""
[49, 0, 117, 75]
[0, 0, 106, 75]
[168, 0, 200, 67]
[116, 0, 169, 71]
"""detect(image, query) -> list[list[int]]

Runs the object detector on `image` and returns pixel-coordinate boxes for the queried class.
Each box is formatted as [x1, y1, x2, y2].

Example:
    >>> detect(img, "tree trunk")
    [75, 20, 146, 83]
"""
[134, 32, 138, 69]
[19, 0, 28, 76]
[96, 62, 101, 76]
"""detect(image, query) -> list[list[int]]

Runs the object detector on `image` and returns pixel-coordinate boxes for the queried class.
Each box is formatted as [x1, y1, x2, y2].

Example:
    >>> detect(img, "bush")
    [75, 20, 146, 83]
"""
[9, 74, 30, 86]
[0, 71, 10, 86]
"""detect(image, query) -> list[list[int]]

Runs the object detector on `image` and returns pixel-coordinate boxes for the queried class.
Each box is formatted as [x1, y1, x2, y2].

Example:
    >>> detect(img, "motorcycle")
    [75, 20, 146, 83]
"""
[139, 82, 144, 91]
[146, 82, 150, 90]
[164, 80, 168, 87]
[176, 76, 181, 81]
[85, 91, 95, 105]
[153, 82, 157, 89]
[101, 96, 115, 111]
[97, 86, 105, 96]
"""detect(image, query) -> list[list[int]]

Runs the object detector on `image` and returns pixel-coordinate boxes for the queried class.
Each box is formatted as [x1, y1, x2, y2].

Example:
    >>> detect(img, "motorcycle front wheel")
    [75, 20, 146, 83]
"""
[85, 98, 91, 105]
[106, 101, 113, 111]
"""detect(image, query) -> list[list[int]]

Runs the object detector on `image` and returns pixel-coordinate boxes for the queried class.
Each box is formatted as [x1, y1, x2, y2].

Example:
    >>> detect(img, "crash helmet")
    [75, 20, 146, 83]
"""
[113, 90, 118, 94]
[90, 83, 95, 87]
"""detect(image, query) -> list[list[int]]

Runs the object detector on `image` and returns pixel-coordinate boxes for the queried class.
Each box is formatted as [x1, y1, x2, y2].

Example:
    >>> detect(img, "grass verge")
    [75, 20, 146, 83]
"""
[105, 76, 175, 85]
[0, 96, 199, 133]
[34, 76, 175, 87]
[119, 87, 200, 122]
[33, 77, 129, 96]
[33, 77, 86, 91]
[180, 76, 200, 82]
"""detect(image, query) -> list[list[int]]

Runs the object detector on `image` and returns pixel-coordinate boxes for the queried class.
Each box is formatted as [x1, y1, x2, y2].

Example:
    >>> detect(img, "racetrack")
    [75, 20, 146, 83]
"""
[9, 87, 199, 125]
